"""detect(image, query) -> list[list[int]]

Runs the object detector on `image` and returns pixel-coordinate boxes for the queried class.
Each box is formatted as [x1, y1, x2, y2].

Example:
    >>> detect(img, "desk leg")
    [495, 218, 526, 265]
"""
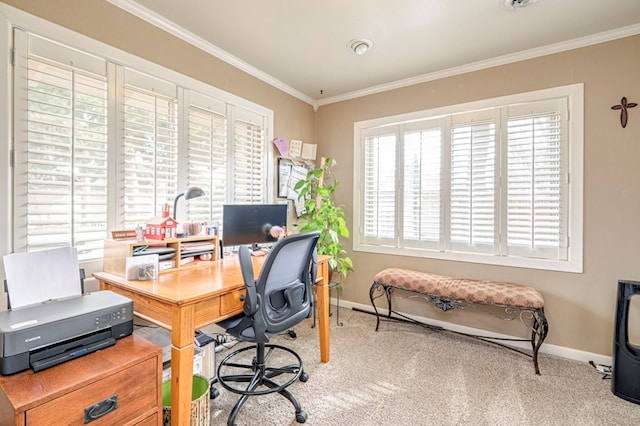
[317, 261, 330, 363]
[171, 306, 195, 426]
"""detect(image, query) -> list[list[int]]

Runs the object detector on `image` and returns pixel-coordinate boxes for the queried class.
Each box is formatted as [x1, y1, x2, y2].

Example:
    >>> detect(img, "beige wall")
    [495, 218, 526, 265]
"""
[5, 0, 640, 357]
[316, 35, 640, 357]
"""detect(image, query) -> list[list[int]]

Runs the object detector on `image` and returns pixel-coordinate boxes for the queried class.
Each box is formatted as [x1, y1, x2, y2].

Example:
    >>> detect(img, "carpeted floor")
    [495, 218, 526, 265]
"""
[208, 308, 640, 426]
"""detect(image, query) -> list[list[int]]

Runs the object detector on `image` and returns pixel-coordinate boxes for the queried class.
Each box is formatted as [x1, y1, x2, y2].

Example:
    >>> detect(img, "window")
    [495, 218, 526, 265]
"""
[231, 108, 267, 204]
[13, 31, 109, 261]
[185, 94, 269, 228]
[354, 84, 583, 272]
[122, 70, 179, 229]
[186, 96, 228, 225]
[12, 30, 273, 262]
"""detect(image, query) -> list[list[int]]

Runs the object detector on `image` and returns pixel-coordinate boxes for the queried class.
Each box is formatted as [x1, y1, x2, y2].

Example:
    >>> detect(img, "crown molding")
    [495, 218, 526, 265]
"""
[106, 1, 640, 109]
[317, 23, 640, 107]
[105, 0, 318, 109]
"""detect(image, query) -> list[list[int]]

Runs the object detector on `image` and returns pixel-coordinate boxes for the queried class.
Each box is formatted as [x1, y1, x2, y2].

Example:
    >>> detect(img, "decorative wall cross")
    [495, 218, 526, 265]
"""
[611, 97, 637, 128]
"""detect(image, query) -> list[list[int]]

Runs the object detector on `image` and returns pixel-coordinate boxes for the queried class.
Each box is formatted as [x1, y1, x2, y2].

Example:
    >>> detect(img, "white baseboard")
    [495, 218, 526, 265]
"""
[331, 297, 613, 367]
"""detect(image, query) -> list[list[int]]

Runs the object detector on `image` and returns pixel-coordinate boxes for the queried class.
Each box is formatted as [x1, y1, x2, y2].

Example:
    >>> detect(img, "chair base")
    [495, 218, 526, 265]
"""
[217, 343, 309, 426]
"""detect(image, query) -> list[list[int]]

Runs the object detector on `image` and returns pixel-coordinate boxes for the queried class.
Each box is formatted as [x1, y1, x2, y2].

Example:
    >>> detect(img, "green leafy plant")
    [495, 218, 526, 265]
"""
[294, 158, 354, 281]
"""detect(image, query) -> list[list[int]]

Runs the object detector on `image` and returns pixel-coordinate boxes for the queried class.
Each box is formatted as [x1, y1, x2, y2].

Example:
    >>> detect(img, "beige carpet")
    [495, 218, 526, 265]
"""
[209, 308, 640, 426]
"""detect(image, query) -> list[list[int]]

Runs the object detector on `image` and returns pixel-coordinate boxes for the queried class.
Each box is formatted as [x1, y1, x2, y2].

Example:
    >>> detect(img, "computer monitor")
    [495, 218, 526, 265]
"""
[222, 204, 288, 250]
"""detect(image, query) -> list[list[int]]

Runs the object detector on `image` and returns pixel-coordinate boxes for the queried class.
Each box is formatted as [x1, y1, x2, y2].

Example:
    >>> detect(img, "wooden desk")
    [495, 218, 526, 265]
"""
[94, 254, 330, 426]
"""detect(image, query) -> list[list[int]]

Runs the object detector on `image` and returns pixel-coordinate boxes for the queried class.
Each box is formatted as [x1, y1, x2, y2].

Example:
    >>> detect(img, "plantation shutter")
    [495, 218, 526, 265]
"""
[187, 93, 228, 225]
[362, 128, 397, 246]
[13, 31, 108, 261]
[231, 107, 266, 203]
[504, 99, 568, 259]
[401, 120, 443, 249]
[449, 110, 497, 254]
[122, 69, 178, 228]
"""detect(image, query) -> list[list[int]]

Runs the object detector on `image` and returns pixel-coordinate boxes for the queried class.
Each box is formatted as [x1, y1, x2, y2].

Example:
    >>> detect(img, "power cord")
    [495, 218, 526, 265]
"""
[133, 322, 159, 330]
[589, 360, 612, 380]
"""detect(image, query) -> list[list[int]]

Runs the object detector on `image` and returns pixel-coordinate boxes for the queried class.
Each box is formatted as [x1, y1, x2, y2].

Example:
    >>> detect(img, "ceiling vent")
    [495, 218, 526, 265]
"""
[504, 0, 539, 10]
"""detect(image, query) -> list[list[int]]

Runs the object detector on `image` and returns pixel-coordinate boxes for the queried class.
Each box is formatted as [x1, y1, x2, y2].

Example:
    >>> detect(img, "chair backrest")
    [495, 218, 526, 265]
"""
[238, 231, 320, 341]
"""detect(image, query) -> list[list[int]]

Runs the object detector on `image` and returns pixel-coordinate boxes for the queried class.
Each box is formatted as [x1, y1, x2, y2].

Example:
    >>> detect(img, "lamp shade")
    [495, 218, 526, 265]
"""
[184, 186, 205, 200]
[173, 186, 205, 221]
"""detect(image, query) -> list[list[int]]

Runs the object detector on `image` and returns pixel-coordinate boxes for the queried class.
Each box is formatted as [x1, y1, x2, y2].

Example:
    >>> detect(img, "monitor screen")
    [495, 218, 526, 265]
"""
[222, 204, 288, 248]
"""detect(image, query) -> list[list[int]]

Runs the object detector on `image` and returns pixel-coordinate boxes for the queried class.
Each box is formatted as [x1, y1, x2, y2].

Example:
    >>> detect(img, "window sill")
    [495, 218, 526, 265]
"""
[353, 243, 583, 274]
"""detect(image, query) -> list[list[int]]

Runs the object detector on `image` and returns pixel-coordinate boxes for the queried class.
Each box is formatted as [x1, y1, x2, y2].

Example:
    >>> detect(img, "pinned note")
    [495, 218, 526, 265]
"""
[272, 136, 289, 156]
[301, 143, 317, 160]
[289, 139, 303, 158]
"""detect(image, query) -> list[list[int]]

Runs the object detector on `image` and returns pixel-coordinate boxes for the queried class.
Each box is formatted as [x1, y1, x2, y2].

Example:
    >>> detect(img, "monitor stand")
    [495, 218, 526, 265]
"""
[250, 243, 268, 257]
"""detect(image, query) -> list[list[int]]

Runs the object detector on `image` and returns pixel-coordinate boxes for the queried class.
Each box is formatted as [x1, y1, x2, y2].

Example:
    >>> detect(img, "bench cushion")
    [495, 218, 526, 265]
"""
[373, 268, 544, 309]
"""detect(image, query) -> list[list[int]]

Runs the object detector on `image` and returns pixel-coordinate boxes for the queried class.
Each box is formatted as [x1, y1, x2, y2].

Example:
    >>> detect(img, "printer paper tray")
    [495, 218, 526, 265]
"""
[30, 329, 116, 372]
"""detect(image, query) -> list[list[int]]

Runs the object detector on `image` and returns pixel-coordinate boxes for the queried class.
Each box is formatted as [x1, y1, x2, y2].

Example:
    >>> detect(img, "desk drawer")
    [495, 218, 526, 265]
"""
[221, 289, 245, 316]
[26, 357, 158, 425]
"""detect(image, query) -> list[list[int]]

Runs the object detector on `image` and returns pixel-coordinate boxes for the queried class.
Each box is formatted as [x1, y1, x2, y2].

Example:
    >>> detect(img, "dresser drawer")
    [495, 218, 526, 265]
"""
[26, 357, 158, 425]
[220, 289, 245, 316]
[135, 412, 159, 426]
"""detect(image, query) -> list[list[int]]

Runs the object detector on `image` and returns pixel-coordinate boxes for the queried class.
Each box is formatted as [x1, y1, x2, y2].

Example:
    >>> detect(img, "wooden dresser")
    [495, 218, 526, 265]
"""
[0, 335, 161, 426]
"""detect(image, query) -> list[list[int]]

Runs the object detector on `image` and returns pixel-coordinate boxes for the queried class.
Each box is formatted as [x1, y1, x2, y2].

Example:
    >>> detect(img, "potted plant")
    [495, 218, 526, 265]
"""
[294, 158, 354, 281]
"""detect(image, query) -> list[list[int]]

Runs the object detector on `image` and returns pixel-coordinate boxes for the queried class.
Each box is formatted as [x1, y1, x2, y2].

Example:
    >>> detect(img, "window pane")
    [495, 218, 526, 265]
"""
[233, 119, 265, 203]
[123, 86, 178, 228]
[187, 105, 228, 225]
[507, 112, 562, 252]
[450, 120, 495, 249]
[403, 127, 441, 245]
[363, 133, 396, 242]
[25, 57, 108, 261]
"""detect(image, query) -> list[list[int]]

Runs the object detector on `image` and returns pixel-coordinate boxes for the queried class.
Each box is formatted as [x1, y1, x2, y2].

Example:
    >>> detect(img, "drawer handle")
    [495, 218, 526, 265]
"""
[84, 394, 118, 424]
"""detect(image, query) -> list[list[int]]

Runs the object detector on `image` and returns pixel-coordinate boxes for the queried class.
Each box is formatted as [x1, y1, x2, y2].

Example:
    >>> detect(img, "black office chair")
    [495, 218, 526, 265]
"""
[216, 231, 320, 426]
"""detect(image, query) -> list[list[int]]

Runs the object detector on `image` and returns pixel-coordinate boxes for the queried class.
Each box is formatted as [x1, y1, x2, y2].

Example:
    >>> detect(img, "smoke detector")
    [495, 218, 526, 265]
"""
[504, 0, 539, 10]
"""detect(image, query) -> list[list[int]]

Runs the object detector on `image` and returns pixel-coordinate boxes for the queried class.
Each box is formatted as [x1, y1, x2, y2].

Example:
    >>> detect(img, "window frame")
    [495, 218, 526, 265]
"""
[5, 8, 274, 268]
[353, 84, 584, 273]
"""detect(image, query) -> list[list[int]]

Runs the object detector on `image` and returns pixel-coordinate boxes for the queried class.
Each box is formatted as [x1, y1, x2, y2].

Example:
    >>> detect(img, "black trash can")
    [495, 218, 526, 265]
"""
[612, 280, 640, 404]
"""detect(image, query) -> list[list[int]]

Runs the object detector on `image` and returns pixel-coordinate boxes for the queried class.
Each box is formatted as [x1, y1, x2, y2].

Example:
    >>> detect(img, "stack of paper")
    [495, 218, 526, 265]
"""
[181, 241, 215, 260]
[3, 247, 82, 309]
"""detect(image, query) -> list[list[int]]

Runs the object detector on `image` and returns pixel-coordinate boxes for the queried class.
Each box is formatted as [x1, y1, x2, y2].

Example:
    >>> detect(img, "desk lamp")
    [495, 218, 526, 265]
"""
[173, 186, 205, 222]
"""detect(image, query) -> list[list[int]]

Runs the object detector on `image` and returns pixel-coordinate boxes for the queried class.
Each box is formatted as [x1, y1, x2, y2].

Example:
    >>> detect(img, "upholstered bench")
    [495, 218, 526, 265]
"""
[369, 268, 549, 374]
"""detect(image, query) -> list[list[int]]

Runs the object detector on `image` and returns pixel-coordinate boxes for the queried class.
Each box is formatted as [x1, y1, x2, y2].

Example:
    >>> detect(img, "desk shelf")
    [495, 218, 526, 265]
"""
[103, 235, 218, 277]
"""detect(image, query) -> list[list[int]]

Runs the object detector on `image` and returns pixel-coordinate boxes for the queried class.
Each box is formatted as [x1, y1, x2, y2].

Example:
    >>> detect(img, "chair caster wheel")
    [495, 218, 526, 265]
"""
[296, 410, 308, 423]
[299, 372, 309, 382]
[210, 386, 220, 399]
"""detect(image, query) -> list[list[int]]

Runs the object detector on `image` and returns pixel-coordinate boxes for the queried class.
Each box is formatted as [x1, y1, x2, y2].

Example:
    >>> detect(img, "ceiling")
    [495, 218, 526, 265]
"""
[109, 0, 640, 106]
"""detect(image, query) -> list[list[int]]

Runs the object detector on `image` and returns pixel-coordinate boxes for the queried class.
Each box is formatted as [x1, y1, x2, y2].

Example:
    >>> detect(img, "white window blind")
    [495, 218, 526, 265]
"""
[450, 111, 497, 254]
[14, 31, 108, 261]
[187, 94, 228, 225]
[122, 70, 178, 228]
[402, 122, 442, 249]
[231, 108, 266, 204]
[354, 85, 582, 272]
[362, 130, 397, 246]
[504, 99, 567, 260]
[12, 30, 274, 263]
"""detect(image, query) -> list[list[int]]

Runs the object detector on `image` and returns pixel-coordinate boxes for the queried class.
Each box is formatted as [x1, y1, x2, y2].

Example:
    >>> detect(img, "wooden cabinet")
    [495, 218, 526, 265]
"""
[103, 235, 218, 276]
[0, 335, 162, 426]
